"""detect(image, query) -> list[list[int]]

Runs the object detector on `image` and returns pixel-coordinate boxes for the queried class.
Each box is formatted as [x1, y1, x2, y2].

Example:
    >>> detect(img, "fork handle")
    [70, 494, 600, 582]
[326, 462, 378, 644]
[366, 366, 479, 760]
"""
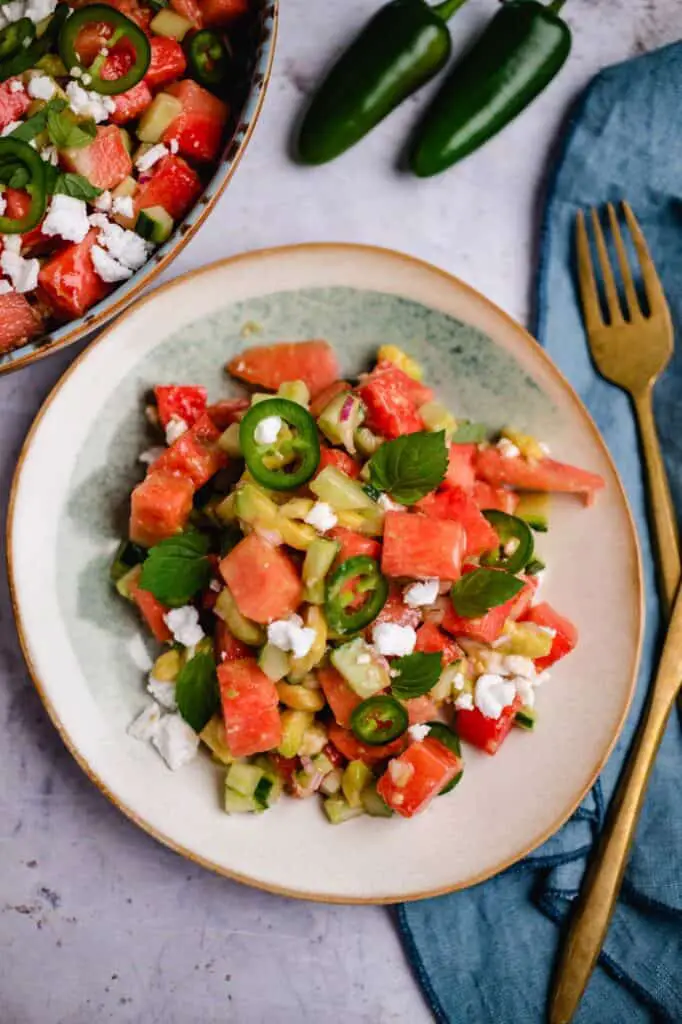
[633, 387, 680, 614]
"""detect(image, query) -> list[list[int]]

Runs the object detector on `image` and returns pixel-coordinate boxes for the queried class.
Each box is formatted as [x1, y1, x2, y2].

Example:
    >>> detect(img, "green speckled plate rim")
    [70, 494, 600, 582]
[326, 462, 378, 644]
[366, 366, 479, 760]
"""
[0, 0, 278, 377]
[6, 243, 643, 905]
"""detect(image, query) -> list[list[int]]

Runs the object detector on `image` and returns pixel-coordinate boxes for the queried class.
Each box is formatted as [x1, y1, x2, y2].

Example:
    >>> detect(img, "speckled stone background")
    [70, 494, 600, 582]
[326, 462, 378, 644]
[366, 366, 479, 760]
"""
[2, 2, 680, 1021]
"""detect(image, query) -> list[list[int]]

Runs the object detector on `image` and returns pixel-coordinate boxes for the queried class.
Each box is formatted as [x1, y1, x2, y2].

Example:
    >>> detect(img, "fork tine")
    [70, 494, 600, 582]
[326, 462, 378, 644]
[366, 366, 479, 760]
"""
[606, 203, 642, 321]
[575, 211, 604, 331]
[622, 201, 667, 314]
[589, 207, 624, 325]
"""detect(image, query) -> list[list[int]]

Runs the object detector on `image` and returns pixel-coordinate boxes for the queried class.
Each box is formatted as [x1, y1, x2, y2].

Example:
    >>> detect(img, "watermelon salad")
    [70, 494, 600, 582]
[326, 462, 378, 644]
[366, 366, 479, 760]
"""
[0, 0, 253, 356]
[115, 340, 605, 822]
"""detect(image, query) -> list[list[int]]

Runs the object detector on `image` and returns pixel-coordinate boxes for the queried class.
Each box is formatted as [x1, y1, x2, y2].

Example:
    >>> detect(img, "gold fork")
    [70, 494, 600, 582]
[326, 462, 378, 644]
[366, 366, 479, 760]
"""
[549, 204, 682, 1023]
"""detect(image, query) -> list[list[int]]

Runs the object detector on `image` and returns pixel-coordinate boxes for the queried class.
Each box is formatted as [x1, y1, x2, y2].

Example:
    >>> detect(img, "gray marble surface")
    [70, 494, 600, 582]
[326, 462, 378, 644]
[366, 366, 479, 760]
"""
[2, 2, 680, 1022]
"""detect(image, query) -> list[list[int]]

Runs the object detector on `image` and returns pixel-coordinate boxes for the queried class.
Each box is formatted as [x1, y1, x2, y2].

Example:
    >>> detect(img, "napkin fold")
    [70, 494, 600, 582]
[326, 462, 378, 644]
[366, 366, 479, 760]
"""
[399, 41, 682, 1023]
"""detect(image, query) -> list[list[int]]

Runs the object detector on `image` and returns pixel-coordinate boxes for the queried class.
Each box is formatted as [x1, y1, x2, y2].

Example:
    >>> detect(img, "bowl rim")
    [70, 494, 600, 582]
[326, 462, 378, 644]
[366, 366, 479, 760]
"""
[6, 242, 644, 904]
[0, 1, 279, 378]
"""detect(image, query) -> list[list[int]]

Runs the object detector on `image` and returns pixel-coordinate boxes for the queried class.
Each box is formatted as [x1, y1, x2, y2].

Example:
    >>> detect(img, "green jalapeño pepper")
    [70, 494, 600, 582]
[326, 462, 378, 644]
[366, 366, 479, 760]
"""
[0, 138, 47, 233]
[325, 555, 389, 634]
[0, 5, 68, 82]
[297, 0, 469, 166]
[185, 29, 231, 89]
[410, 0, 571, 176]
[480, 510, 534, 575]
[0, 18, 35, 63]
[425, 721, 463, 793]
[59, 4, 151, 95]
[351, 695, 408, 746]
[239, 397, 320, 491]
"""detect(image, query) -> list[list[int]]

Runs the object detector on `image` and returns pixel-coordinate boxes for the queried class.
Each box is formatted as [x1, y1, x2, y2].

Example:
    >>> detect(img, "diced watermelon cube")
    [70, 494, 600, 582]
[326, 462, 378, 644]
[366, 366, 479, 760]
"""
[144, 36, 187, 89]
[170, 0, 202, 25]
[381, 511, 465, 581]
[150, 412, 227, 490]
[4, 189, 46, 253]
[61, 125, 132, 190]
[473, 481, 519, 515]
[134, 154, 201, 221]
[201, 0, 249, 29]
[373, 584, 422, 629]
[127, 567, 172, 643]
[110, 79, 153, 124]
[162, 79, 229, 163]
[441, 567, 535, 644]
[218, 659, 282, 757]
[154, 385, 208, 429]
[38, 230, 110, 319]
[455, 695, 522, 755]
[377, 738, 462, 817]
[0, 78, 30, 130]
[356, 363, 430, 438]
[414, 621, 463, 664]
[0, 292, 43, 354]
[445, 443, 476, 489]
[129, 469, 194, 547]
[328, 526, 381, 567]
[214, 618, 252, 663]
[205, 397, 250, 429]
[219, 534, 303, 623]
[227, 340, 340, 397]
[309, 379, 350, 417]
[417, 486, 499, 557]
[316, 446, 361, 479]
[318, 665, 361, 729]
[403, 696, 439, 725]
[520, 602, 578, 670]
[475, 448, 605, 504]
[327, 721, 406, 766]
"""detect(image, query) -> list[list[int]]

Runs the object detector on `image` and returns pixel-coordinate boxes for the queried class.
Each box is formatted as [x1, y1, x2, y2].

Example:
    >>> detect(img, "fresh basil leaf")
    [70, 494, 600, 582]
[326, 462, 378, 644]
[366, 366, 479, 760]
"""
[138, 530, 212, 608]
[451, 421, 488, 444]
[52, 172, 102, 199]
[390, 652, 442, 700]
[175, 648, 219, 733]
[368, 430, 448, 505]
[46, 106, 97, 149]
[10, 97, 66, 142]
[450, 568, 524, 619]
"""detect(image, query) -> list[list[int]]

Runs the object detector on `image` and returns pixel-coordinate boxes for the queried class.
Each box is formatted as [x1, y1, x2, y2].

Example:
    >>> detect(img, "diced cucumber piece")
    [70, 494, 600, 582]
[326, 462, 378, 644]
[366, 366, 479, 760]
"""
[437, 660, 473, 699]
[113, 176, 136, 199]
[135, 206, 174, 244]
[253, 775, 275, 809]
[317, 392, 363, 453]
[354, 426, 382, 456]
[214, 586, 265, 646]
[259, 643, 291, 682]
[216, 492, 238, 523]
[218, 422, 242, 457]
[310, 466, 376, 512]
[137, 92, 183, 143]
[226, 762, 265, 798]
[323, 795, 364, 824]
[224, 788, 258, 814]
[331, 637, 389, 698]
[514, 708, 537, 731]
[419, 400, 457, 435]
[115, 565, 141, 601]
[501, 427, 546, 461]
[311, 752, 335, 776]
[235, 483, 316, 550]
[342, 760, 372, 808]
[277, 380, 310, 407]
[149, 8, 192, 39]
[516, 493, 550, 532]
[320, 769, 342, 796]
[110, 539, 146, 582]
[200, 715, 234, 765]
[335, 506, 384, 536]
[298, 722, 328, 756]
[361, 782, 393, 817]
[278, 498, 314, 520]
[277, 710, 313, 758]
[302, 537, 339, 604]
[501, 621, 553, 659]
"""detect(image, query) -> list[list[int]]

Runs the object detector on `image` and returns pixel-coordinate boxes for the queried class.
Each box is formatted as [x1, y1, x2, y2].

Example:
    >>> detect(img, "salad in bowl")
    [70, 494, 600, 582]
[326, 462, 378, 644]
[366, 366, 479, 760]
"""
[113, 339, 605, 824]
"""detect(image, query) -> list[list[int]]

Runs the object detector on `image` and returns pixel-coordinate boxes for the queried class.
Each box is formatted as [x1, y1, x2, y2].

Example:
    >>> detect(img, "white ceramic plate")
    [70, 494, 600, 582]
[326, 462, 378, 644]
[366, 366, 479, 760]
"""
[7, 244, 642, 903]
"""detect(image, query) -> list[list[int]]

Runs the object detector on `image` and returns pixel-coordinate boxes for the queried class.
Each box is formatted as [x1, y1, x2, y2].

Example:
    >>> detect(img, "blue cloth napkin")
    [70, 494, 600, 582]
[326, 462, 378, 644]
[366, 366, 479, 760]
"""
[398, 42, 682, 1024]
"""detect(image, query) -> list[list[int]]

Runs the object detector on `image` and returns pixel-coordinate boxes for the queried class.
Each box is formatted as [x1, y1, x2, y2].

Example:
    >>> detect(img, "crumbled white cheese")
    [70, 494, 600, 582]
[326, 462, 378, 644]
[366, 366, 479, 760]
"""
[1, 121, 21, 137]
[253, 414, 282, 445]
[403, 578, 439, 608]
[27, 74, 55, 101]
[1, 234, 21, 256]
[0, 249, 38, 293]
[408, 723, 431, 742]
[128, 702, 162, 741]
[163, 605, 205, 648]
[42, 194, 90, 243]
[138, 446, 165, 465]
[66, 81, 115, 122]
[8, 79, 24, 94]
[165, 415, 188, 445]
[23, 0, 58, 24]
[304, 501, 337, 533]
[388, 760, 414, 787]
[169, 138, 179, 154]
[474, 673, 516, 720]
[497, 437, 521, 459]
[40, 144, 58, 166]
[135, 143, 169, 172]
[94, 218, 150, 270]
[501, 655, 535, 678]
[81, 72, 92, 86]
[452, 671, 466, 692]
[69, 66, 82, 79]
[513, 676, 535, 709]
[147, 676, 177, 711]
[93, 190, 113, 212]
[267, 615, 316, 659]
[112, 195, 134, 219]
[91, 244, 132, 283]
[378, 493, 402, 512]
[372, 622, 417, 658]
[454, 692, 474, 711]
[0, 194, 6, 217]
[152, 713, 199, 770]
